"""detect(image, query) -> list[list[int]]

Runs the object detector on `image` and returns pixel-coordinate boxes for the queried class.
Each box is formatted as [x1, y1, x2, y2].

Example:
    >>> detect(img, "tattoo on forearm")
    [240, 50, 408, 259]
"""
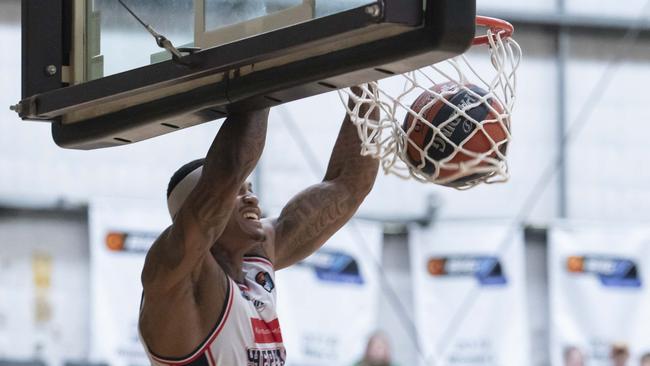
[188, 110, 269, 246]
[277, 185, 353, 259]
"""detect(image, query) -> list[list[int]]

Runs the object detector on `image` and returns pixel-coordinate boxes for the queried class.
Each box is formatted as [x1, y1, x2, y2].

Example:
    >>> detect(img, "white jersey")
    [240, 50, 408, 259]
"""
[140, 256, 286, 366]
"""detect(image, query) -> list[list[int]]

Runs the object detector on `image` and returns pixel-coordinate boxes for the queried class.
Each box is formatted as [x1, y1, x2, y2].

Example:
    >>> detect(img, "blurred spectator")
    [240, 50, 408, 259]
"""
[611, 343, 630, 366]
[640, 353, 650, 366]
[564, 346, 585, 366]
[355, 331, 396, 366]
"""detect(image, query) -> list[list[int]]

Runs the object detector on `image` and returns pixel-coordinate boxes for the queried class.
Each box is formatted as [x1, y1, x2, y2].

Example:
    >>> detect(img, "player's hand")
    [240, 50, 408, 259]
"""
[350, 84, 377, 98]
[348, 84, 378, 120]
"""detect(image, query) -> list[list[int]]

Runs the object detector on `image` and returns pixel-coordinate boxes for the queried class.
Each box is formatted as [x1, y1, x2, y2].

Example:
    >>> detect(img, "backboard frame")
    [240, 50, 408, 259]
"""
[21, 0, 65, 99]
[16, 0, 476, 150]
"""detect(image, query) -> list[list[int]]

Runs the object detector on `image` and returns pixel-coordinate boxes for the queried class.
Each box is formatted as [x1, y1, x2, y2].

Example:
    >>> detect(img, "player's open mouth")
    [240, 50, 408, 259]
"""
[242, 212, 260, 221]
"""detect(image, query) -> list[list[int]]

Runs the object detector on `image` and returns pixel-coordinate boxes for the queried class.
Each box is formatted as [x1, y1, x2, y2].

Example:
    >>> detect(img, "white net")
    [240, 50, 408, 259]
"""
[339, 22, 522, 190]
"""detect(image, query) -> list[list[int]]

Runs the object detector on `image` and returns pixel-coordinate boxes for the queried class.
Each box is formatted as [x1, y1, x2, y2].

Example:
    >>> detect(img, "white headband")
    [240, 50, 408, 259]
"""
[167, 165, 203, 219]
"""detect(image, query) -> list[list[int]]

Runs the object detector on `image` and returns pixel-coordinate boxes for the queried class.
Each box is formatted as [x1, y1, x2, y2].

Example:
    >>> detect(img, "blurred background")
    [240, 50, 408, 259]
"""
[2, 0, 650, 365]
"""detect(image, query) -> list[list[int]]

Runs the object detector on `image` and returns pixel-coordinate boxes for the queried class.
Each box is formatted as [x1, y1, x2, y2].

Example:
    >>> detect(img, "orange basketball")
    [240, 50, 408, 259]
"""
[403, 82, 509, 187]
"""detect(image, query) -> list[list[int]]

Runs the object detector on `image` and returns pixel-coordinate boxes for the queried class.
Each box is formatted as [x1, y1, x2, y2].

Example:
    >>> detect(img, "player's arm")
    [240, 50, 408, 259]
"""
[271, 88, 379, 270]
[142, 108, 269, 294]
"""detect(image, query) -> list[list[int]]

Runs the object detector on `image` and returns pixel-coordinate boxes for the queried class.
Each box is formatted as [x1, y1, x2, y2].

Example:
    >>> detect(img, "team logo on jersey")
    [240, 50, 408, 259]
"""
[297, 249, 364, 285]
[255, 271, 275, 293]
[427, 255, 508, 286]
[567, 255, 642, 288]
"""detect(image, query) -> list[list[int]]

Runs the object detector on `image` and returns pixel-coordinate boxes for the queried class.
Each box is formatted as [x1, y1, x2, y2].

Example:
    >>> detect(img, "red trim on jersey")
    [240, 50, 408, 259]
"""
[148, 280, 234, 365]
[206, 349, 216, 366]
[243, 256, 274, 268]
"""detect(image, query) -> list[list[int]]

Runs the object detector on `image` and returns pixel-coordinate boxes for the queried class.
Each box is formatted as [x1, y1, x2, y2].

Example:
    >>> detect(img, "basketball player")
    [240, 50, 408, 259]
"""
[138, 89, 379, 365]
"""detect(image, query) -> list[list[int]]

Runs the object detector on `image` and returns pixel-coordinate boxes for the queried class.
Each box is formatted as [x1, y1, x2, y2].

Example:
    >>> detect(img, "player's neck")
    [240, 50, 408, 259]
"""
[210, 241, 251, 282]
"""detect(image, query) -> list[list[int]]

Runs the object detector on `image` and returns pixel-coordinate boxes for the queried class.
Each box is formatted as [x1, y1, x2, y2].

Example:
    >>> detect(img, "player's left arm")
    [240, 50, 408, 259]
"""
[269, 89, 379, 270]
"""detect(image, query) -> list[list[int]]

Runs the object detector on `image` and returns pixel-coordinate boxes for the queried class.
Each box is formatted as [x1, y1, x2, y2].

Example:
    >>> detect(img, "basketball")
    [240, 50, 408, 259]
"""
[402, 82, 509, 187]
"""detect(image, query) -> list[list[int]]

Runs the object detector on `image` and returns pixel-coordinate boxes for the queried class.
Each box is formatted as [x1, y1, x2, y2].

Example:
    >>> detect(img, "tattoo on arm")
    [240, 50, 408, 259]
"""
[274, 183, 355, 269]
[143, 109, 270, 290]
[273, 90, 380, 269]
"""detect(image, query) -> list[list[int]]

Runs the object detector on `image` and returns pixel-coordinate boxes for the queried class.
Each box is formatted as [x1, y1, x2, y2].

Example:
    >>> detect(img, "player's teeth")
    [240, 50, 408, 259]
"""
[243, 212, 259, 220]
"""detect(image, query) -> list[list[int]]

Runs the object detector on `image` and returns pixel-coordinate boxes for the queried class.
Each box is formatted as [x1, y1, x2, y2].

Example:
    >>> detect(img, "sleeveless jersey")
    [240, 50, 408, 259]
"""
[140, 256, 286, 366]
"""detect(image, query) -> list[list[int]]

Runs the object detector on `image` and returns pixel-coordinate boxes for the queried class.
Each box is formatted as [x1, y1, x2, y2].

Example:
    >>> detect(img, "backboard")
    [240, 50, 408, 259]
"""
[16, 0, 476, 149]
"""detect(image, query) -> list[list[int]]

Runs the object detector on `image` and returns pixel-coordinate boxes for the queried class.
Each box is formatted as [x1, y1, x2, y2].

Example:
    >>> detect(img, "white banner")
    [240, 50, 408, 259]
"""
[549, 223, 650, 366]
[276, 220, 383, 366]
[410, 221, 529, 366]
[89, 197, 169, 366]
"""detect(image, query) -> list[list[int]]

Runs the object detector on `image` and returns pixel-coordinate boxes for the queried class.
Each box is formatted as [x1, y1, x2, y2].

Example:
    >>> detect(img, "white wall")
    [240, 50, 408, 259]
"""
[479, 0, 557, 14]
[566, 0, 650, 18]
[566, 33, 650, 221]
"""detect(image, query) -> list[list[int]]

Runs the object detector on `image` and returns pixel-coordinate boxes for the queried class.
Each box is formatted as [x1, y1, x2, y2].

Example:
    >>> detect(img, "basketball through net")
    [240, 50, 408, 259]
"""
[340, 16, 522, 190]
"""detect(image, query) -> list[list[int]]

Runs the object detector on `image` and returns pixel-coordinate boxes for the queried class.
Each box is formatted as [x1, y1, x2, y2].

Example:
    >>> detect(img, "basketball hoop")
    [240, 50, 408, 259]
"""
[340, 16, 522, 190]
[473, 16, 514, 45]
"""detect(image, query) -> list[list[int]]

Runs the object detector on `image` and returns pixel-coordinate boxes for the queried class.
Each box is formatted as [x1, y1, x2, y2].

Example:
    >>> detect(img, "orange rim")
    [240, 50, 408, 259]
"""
[473, 16, 514, 46]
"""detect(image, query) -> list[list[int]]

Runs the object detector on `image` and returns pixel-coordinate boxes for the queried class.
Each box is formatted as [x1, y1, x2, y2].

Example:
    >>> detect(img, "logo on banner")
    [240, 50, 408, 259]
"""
[105, 231, 157, 253]
[567, 255, 642, 288]
[297, 249, 364, 284]
[427, 256, 508, 286]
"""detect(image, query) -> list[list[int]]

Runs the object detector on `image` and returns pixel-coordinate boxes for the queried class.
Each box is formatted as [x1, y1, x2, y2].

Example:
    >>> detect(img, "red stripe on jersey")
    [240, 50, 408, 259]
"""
[251, 318, 283, 344]
[149, 281, 235, 365]
[243, 257, 273, 268]
[206, 349, 215, 366]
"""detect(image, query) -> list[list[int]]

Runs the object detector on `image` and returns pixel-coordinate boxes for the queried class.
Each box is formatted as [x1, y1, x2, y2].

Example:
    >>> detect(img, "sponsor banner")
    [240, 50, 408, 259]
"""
[549, 223, 650, 366]
[275, 220, 383, 366]
[89, 197, 169, 366]
[410, 221, 529, 366]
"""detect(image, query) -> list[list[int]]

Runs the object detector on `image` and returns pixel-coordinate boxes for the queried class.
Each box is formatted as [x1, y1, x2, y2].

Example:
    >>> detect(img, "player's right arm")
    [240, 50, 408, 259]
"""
[141, 108, 269, 295]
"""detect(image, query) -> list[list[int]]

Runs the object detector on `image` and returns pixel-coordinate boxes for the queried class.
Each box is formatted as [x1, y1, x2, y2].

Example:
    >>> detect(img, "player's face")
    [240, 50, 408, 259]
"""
[222, 181, 265, 244]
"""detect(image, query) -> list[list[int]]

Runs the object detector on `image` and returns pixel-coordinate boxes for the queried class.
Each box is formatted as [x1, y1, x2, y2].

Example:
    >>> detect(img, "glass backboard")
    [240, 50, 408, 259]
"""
[17, 0, 476, 149]
[83, 0, 375, 81]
